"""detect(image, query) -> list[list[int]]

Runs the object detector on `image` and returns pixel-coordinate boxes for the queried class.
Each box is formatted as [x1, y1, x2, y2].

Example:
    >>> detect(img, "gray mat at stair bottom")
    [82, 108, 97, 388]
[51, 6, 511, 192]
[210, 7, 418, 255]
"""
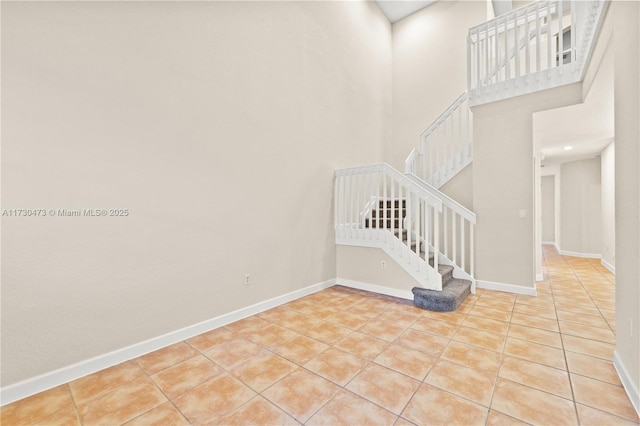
[412, 279, 471, 312]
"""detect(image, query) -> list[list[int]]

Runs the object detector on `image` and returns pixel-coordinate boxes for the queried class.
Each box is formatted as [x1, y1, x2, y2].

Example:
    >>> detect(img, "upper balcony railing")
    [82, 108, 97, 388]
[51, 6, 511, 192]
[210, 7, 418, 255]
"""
[468, 0, 608, 105]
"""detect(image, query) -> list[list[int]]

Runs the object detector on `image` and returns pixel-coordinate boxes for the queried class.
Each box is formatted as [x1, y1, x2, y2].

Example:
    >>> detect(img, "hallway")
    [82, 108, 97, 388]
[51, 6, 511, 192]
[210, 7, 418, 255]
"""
[1, 246, 638, 425]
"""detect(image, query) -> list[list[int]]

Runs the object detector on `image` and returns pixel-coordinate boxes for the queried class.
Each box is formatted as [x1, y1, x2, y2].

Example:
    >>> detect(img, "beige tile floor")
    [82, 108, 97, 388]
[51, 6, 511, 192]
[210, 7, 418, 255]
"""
[2, 245, 639, 425]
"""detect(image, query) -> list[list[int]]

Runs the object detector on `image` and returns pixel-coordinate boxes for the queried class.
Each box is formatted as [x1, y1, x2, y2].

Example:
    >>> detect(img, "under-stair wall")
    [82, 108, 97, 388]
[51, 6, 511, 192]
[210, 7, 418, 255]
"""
[336, 245, 426, 299]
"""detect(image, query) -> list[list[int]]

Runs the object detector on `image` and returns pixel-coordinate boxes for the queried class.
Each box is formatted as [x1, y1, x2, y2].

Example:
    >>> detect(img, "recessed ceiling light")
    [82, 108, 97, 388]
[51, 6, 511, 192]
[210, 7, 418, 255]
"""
[564, 145, 574, 151]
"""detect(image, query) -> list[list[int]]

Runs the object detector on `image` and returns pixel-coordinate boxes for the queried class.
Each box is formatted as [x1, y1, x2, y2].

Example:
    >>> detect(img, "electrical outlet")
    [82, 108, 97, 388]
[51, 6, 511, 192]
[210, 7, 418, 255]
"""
[244, 274, 251, 286]
[519, 209, 526, 219]
[381, 260, 387, 269]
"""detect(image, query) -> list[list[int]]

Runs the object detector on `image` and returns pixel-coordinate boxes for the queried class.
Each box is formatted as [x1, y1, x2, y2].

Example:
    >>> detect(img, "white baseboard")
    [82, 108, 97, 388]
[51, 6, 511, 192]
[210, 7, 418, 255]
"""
[542, 242, 560, 252]
[601, 259, 616, 274]
[0, 278, 336, 406]
[335, 278, 413, 301]
[557, 248, 602, 259]
[476, 279, 537, 296]
[613, 351, 640, 417]
[536, 273, 544, 282]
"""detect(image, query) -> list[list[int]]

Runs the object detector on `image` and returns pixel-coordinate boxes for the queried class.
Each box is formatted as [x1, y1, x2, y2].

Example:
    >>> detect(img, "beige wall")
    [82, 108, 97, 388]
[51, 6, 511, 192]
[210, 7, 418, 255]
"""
[541, 175, 556, 242]
[336, 246, 417, 295]
[0, 1, 392, 386]
[390, 0, 486, 169]
[472, 83, 581, 289]
[613, 0, 640, 408]
[559, 158, 602, 255]
[601, 142, 615, 269]
[440, 164, 474, 211]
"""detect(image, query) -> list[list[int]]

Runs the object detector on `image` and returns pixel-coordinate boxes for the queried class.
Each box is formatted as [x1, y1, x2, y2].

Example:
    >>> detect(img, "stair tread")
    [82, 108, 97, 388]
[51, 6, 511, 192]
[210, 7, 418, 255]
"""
[438, 264, 454, 273]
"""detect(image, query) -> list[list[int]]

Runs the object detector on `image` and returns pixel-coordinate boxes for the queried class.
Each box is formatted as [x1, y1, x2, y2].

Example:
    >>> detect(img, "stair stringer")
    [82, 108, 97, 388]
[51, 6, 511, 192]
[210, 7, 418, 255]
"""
[406, 229, 476, 294]
[335, 228, 442, 291]
[434, 250, 476, 294]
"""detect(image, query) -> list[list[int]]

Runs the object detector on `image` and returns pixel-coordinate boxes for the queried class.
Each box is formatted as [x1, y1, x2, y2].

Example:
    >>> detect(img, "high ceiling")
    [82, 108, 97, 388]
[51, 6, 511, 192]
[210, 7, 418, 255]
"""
[375, 0, 436, 23]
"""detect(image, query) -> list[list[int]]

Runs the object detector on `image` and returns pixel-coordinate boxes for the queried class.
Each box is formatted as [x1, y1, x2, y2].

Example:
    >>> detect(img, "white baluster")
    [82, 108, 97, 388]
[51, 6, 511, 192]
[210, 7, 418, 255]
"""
[406, 188, 411, 262]
[429, 134, 434, 184]
[453, 211, 457, 265]
[558, 0, 564, 73]
[343, 174, 347, 238]
[334, 174, 338, 237]
[444, 205, 448, 258]
[484, 24, 490, 89]
[525, 7, 531, 82]
[536, 6, 541, 76]
[470, 222, 475, 278]
[466, 98, 471, 159]
[467, 33, 471, 91]
[515, 11, 520, 81]
[571, 2, 576, 72]
[357, 170, 362, 239]
[434, 211, 440, 289]
[476, 28, 481, 89]
[435, 127, 440, 185]
[398, 184, 404, 257]
[547, 3, 552, 76]
[346, 173, 352, 238]
[391, 177, 396, 240]
[495, 19, 499, 83]
[425, 202, 430, 255]
[443, 117, 447, 177]
[364, 169, 370, 239]
[375, 170, 380, 240]
[415, 196, 420, 264]
[450, 110, 455, 171]
[458, 106, 462, 164]
[421, 135, 427, 181]
[383, 171, 387, 242]
[505, 17, 510, 81]
[461, 215, 466, 273]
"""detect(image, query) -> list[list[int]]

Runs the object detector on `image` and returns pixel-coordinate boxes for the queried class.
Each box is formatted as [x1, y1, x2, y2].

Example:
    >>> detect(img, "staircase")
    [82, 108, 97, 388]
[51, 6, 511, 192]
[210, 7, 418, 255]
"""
[335, 0, 608, 312]
[364, 199, 472, 312]
[335, 163, 475, 308]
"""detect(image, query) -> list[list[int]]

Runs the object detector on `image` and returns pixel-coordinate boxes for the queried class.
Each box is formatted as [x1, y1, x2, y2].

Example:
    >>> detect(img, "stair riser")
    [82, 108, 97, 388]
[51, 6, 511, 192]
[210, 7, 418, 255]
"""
[413, 280, 471, 312]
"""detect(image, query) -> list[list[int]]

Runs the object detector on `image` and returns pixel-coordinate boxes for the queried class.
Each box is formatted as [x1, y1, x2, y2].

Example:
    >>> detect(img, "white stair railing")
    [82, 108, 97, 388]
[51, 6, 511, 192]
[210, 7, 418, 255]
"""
[468, 0, 608, 105]
[405, 92, 472, 189]
[574, 0, 608, 70]
[405, 173, 476, 285]
[335, 163, 476, 290]
[335, 164, 443, 290]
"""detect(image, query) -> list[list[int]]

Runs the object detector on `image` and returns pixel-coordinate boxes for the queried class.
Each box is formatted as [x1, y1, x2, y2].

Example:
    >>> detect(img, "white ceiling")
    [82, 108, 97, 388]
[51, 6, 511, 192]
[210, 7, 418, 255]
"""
[534, 44, 614, 166]
[375, 0, 436, 23]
